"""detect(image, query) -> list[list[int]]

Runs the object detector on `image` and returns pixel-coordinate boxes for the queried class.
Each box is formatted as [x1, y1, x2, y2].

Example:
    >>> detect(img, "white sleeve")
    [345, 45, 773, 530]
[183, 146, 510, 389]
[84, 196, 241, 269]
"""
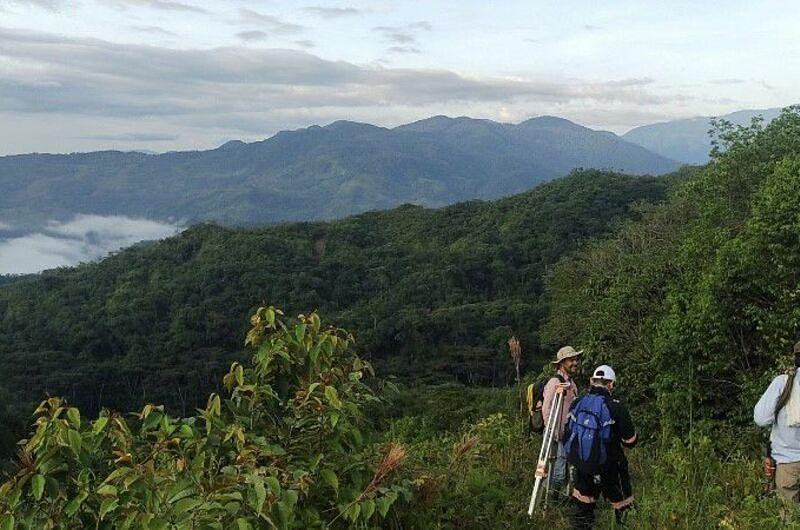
[754, 375, 787, 427]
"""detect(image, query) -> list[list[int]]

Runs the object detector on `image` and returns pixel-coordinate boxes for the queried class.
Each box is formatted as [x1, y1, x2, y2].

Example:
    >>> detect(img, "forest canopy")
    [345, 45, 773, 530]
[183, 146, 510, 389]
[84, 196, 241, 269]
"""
[0, 169, 671, 432]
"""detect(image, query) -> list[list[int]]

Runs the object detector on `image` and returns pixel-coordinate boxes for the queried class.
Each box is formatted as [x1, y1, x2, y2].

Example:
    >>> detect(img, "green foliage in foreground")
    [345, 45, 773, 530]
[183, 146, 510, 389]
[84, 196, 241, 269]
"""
[0, 308, 411, 529]
[0, 324, 795, 529]
[376, 385, 788, 529]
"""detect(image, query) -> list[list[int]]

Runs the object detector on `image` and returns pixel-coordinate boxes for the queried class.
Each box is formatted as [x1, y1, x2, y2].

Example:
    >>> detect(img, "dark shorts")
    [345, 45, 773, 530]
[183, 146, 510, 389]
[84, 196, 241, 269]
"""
[573, 458, 633, 507]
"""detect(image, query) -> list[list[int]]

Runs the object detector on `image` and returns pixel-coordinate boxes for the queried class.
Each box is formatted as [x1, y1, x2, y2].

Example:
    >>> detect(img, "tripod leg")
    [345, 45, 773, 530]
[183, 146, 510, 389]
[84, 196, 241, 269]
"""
[528, 391, 564, 516]
[528, 393, 558, 515]
[544, 457, 553, 503]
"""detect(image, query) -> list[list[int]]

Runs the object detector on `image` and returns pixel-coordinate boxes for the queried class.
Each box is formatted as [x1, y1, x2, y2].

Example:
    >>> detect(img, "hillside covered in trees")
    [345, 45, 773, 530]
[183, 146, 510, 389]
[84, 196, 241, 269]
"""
[0, 170, 672, 431]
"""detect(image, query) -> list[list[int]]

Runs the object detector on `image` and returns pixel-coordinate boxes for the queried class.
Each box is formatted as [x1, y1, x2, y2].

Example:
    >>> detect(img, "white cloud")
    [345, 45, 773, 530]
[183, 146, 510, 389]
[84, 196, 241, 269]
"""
[237, 30, 268, 42]
[238, 8, 305, 35]
[108, 0, 206, 14]
[130, 25, 179, 38]
[302, 6, 361, 19]
[0, 24, 695, 152]
[1, 0, 794, 154]
[79, 132, 178, 142]
[0, 215, 180, 274]
[373, 21, 432, 48]
[0, 29, 682, 119]
[0, 0, 59, 10]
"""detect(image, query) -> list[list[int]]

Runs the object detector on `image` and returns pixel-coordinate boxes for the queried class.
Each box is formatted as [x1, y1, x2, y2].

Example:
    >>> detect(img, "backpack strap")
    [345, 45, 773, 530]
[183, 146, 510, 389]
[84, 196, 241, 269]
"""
[599, 394, 616, 427]
[774, 368, 798, 422]
[526, 384, 535, 416]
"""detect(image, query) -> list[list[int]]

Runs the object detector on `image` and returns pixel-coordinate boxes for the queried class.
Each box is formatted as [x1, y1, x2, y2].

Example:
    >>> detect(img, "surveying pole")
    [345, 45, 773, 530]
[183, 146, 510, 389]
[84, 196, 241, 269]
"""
[528, 388, 565, 516]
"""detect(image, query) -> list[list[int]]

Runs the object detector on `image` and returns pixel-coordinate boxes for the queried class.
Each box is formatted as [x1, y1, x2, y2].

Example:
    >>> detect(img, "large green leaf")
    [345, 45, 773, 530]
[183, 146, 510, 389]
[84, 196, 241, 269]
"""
[65, 491, 89, 517]
[99, 497, 119, 520]
[320, 469, 338, 495]
[252, 481, 267, 515]
[67, 429, 82, 454]
[167, 479, 195, 504]
[31, 475, 45, 501]
[92, 416, 109, 434]
[67, 408, 81, 429]
[361, 499, 376, 520]
[324, 386, 342, 410]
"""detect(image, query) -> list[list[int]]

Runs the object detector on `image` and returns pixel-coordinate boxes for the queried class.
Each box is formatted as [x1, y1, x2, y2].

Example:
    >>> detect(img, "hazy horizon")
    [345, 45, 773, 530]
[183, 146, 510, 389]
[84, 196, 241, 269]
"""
[1, 0, 797, 155]
[0, 107, 790, 157]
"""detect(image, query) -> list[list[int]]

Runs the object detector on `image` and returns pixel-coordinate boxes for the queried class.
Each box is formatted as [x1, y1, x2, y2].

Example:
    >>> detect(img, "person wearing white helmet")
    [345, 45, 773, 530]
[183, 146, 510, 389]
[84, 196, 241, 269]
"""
[565, 365, 638, 529]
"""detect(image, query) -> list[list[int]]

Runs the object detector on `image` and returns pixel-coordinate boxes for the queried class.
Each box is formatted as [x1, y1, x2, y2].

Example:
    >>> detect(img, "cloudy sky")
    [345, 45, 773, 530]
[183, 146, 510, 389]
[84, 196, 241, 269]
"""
[0, 215, 179, 274]
[0, 0, 797, 154]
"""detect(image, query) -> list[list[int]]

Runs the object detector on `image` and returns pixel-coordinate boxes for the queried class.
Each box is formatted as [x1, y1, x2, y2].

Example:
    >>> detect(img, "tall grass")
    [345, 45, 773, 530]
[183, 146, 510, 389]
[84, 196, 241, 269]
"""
[378, 385, 793, 529]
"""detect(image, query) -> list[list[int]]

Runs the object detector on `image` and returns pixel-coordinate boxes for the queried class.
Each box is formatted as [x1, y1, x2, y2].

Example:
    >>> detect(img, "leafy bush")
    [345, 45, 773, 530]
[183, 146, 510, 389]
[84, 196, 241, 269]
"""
[0, 308, 410, 528]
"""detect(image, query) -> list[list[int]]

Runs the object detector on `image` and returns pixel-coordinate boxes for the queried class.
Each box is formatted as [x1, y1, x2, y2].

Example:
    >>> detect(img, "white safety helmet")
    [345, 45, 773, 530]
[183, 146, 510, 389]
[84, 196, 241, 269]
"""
[592, 364, 617, 382]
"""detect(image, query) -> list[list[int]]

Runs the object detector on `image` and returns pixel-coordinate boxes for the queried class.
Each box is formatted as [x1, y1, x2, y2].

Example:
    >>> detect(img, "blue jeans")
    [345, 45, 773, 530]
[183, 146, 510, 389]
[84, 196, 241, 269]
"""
[551, 441, 567, 490]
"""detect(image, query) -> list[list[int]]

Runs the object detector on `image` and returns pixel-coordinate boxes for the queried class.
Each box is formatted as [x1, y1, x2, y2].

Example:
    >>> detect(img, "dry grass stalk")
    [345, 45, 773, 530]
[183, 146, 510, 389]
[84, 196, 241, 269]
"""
[355, 443, 407, 503]
[508, 337, 522, 383]
[451, 436, 479, 468]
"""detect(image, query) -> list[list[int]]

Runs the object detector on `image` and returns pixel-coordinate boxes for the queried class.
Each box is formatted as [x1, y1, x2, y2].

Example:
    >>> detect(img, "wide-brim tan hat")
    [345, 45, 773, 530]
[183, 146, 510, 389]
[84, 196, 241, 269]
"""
[551, 345, 583, 364]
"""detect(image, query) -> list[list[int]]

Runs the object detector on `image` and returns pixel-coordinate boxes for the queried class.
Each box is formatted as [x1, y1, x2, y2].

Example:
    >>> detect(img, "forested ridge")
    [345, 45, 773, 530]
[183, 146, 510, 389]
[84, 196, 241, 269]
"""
[0, 170, 671, 432]
[1, 109, 799, 528]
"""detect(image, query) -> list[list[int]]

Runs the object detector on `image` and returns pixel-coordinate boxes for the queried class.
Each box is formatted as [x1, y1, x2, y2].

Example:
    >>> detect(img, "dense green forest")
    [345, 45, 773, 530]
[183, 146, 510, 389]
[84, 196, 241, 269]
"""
[0, 170, 670, 431]
[0, 276, 27, 287]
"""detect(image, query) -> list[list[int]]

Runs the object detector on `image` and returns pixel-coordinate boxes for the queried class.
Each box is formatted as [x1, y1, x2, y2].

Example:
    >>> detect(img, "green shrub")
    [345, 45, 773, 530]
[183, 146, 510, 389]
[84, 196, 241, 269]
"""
[0, 308, 411, 529]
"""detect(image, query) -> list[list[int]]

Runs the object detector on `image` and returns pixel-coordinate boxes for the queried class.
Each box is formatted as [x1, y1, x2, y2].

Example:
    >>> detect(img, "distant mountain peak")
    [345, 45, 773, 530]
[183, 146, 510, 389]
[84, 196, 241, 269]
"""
[623, 106, 786, 164]
[394, 115, 500, 133]
[323, 120, 384, 133]
[518, 115, 583, 129]
[218, 140, 246, 150]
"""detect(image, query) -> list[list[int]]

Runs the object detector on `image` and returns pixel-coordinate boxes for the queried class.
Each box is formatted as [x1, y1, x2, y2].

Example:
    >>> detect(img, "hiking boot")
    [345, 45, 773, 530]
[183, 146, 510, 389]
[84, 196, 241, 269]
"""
[569, 497, 596, 530]
[546, 487, 569, 506]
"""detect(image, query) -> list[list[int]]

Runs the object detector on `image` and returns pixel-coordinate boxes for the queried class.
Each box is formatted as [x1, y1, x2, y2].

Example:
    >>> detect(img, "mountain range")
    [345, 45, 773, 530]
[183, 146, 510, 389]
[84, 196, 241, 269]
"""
[0, 115, 679, 229]
[623, 107, 784, 164]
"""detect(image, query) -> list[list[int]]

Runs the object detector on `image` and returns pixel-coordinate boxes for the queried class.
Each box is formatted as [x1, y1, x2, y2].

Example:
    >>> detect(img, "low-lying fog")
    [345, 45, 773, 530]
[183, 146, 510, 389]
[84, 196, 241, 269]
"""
[0, 215, 181, 274]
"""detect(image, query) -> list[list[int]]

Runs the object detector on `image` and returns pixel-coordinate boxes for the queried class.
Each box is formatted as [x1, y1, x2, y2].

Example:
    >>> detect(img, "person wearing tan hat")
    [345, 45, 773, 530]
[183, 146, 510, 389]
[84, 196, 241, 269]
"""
[541, 345, 582, 496]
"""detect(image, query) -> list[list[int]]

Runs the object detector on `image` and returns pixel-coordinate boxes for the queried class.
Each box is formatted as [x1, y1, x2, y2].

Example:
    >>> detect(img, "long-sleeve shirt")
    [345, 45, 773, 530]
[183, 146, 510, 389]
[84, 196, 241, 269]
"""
[754, 370, 800, 464]
[542, 369, 578, 441]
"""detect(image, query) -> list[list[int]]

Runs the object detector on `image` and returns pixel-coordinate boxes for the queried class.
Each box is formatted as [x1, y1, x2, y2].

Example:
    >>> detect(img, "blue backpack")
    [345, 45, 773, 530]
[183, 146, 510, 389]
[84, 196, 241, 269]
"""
[564, 394, 615, 474]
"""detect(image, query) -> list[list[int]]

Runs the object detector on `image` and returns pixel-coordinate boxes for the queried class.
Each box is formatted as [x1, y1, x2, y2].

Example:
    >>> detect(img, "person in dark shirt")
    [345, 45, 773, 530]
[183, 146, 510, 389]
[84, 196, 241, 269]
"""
[566, 365, 638, 529]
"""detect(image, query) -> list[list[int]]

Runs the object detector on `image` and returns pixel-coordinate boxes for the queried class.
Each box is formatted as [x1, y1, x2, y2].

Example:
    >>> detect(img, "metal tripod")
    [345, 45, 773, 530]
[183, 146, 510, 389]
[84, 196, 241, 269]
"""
[527, 389, 564, 516]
